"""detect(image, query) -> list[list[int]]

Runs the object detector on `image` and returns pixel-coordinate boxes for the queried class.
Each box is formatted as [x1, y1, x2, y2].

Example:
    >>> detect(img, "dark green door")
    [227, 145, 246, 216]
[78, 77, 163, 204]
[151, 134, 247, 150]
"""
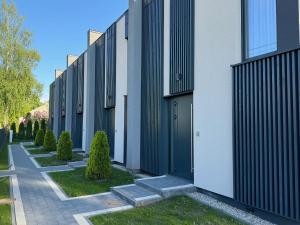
[170, 94, 193, 180]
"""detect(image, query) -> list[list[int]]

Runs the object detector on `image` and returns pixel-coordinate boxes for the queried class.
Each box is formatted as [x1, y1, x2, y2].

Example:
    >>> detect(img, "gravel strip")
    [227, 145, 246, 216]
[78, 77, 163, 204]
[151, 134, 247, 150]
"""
[188, 192, 276, 225]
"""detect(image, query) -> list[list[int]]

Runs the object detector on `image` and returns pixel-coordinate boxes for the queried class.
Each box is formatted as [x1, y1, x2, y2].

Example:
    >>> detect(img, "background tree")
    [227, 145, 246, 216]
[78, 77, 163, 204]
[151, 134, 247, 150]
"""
[18, 122, 25, 138]
[0, 0, 42, 128]
[33, 120, 39, 139]
[40, 119, 46, 133]
[26, 120, 32, 138]
[10, 122, 16, 135]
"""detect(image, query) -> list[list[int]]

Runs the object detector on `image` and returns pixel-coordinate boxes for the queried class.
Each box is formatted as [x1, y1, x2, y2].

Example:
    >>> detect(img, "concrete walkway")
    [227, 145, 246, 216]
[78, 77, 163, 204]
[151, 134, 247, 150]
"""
[2, 144, 129, 225]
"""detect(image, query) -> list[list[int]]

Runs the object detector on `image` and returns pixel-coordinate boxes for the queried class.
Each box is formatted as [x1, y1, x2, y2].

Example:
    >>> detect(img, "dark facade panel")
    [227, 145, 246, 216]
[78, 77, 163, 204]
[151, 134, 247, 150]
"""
[95, 35, 106, 132]
[58, 75, 65, 137]
[71, 61, 83, 148]
[61, 72, 66, 117]
[125, 11, 128, 39]
[94, 34, 115, 157]
[48, 82, 55, 129]
[170, 0, 194, 94]
[105, 24, 117, 108]
[233, 49, 300, 222]
[77, 55, 84, 114]
[141, 0, 169, 175]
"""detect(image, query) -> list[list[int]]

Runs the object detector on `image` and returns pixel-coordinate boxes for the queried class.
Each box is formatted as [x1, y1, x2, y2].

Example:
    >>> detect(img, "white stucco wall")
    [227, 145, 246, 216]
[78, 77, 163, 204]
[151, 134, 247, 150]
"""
[193, 0, 241, 198]
[114, 15, 128, 163]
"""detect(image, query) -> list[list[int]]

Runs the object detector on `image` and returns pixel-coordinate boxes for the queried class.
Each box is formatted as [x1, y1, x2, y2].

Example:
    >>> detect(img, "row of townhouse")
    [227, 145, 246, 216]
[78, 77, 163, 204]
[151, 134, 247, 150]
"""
[48, 0, 300, 224]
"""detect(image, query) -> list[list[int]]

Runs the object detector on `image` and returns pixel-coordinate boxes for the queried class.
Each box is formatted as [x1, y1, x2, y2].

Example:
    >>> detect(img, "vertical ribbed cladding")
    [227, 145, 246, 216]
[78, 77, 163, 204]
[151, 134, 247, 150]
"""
[232, 49, 300, 222]
[169, 0, 194, 94]
[105, 23, 117, 108]
[58, 72, 66, 137]
[94, 33, 115, 157]
[71, 56, 83, 148]
[48, 82, 55, 129]
[94, 34, 106, 132]
[141, 0, 169, 175]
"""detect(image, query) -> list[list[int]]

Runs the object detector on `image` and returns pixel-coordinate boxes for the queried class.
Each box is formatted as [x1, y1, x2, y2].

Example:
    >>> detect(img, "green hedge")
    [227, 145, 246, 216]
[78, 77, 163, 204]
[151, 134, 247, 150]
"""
[57, 132, 72, 161]
[43, 129, 56, 152]
[26, 120, 33, 138]
[85, 131, 111, 180]
[33, 120, 39, 139]
[35, 129, 44, 146]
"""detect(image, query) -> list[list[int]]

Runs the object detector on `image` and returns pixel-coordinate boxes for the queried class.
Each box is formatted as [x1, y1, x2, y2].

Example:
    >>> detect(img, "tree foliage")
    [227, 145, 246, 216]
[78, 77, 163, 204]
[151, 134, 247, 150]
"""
[57, 132, 72, 161]
[0, 0, 42, 128]
[85, 131, 111, 180]
[34, 129, 44, 146]
[43, 129, 56, 152]
[40, 119, 46, 133]
[18, 121, 24, 138]
[33, 120, 39, 139]
[26, 120, 32, 138]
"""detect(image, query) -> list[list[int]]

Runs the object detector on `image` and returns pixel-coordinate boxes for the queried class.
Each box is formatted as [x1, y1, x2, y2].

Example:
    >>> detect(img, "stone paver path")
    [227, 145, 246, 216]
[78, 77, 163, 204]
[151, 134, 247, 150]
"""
[0, 144, 128, 225]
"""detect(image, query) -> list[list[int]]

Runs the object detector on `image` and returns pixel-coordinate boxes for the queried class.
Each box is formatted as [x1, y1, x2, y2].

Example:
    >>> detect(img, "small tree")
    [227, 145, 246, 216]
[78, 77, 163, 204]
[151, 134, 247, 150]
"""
[18, 122, 25, 139]
[26, 120, 33, 139]
[43, 129, 56, 152]
[10, 122, 16, 136]
[33, 120, 39, 139]
[41, 119, 46, 133]
[35, 129, 44, 146]
[85, 131, 111, 180]
[57, 132, 72, 161]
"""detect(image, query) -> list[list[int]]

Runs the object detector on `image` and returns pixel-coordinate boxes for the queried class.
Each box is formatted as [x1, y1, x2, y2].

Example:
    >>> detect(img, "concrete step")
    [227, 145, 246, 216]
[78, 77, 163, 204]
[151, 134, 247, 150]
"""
[135, 175, 196, 198]
[111, 184, 162, 207]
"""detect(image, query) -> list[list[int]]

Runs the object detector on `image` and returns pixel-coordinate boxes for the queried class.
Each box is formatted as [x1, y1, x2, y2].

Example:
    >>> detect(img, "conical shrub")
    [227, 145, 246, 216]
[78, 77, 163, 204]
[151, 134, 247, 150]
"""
[33, 120, 39, 139]
[43, 129, 56, 152]
[26, 120, 33, 139]
[41, 119, 46, 133]
[35, 129, 44, 146]
[85, 131, 111, 180]
[57, 132, 72, 161]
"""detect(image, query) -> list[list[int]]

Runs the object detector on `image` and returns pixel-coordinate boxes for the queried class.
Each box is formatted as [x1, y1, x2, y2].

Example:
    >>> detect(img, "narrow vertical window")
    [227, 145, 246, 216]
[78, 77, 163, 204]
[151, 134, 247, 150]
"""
[245, 0, 277, 58]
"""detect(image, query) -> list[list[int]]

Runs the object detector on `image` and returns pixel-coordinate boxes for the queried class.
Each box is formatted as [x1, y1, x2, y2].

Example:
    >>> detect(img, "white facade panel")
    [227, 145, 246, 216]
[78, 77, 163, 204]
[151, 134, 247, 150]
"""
[193, 0, 241, 198]
[114, 16, 128, 163]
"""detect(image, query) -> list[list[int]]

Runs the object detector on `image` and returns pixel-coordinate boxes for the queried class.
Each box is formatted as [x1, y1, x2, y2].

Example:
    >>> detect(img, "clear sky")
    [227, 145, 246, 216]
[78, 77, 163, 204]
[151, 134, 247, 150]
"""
[11, 0, 128, 102]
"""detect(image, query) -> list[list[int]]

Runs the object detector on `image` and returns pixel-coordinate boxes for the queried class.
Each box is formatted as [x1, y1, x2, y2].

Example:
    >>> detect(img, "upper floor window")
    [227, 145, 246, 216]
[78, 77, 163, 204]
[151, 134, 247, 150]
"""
[245, 0, 277, 58]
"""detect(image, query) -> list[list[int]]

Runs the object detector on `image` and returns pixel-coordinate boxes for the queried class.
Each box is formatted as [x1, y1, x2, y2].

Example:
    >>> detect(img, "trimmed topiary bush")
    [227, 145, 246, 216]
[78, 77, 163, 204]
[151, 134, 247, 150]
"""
[33, 120, 39, 139]
[57, 131, 73, 161]
[85, 131, 111, 180]
[35, 129, 44, 146]
[18, 122, 25, 138]
[43, 129, 56, 152]
[26, 120, 33, 139]
[10, 122, 16, 137]
[41, 119, 46, 133]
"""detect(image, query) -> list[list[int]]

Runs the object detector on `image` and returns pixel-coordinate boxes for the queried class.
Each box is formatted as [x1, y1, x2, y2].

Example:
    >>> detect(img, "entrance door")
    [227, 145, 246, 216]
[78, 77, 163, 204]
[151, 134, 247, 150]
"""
[170, 94, 193, 180]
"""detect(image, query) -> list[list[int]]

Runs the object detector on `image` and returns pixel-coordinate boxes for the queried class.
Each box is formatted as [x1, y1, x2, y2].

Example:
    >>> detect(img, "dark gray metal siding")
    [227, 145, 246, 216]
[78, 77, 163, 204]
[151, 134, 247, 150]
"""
[58, 74, 65, 137]
[61, 72, 66, 117]
[77, 56, 84, 114]
[233, 49, 300, 222]
[95, 34, 116, 157]
[71, 60, 83, 148]
[125, 11, 128, 39]
[48, 82, 55, 130]
[141, 0, 169, 175]
[95, 35, 106, 132]
[105, 24, 117, 108]
[169, 0, 194, 94]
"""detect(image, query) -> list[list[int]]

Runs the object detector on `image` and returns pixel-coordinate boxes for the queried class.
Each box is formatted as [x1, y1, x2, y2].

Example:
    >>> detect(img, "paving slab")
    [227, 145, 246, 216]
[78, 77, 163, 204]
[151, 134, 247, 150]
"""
[9, 144, 130, 225]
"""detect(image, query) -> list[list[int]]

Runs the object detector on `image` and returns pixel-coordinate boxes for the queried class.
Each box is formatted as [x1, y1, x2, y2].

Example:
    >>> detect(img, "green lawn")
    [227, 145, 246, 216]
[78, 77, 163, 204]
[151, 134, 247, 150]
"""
[90, 196, 244, 225]
[0, 177, 11, 225]
[0, 145, 8, 170]
[49, 167, 134, 197]
[27, 148, 49, 155]
[24, 144, 37, 149]
[35, 153, 83, 167]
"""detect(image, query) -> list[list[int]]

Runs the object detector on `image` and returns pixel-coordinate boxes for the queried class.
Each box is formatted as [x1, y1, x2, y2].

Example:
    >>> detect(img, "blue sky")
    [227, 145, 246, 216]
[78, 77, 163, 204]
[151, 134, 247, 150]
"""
[11, 0, 128, 102]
